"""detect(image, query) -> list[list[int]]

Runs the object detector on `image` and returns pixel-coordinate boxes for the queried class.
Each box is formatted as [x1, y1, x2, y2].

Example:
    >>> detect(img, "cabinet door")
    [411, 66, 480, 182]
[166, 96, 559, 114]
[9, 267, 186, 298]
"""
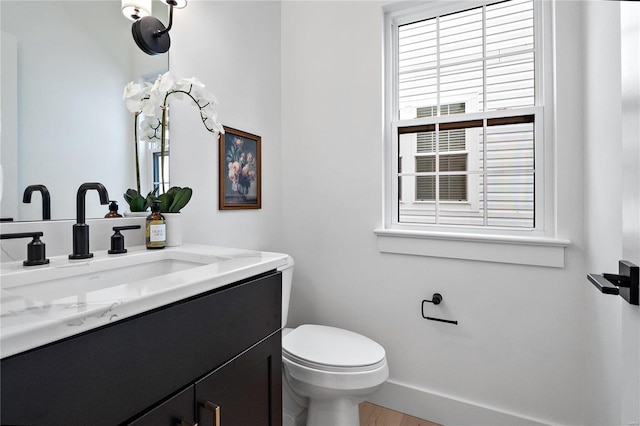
[195, 332, 282, 426]
[127, 385, 194, 426]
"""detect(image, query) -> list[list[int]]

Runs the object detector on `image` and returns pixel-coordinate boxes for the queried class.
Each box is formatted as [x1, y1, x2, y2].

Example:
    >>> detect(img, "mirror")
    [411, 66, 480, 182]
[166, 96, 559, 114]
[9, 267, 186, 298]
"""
[0, 1, 168, 222]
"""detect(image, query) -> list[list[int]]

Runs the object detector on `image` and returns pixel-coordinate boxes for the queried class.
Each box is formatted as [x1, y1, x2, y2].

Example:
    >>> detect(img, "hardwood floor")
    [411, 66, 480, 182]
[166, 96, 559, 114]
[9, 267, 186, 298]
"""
[359, 402, 442, 426]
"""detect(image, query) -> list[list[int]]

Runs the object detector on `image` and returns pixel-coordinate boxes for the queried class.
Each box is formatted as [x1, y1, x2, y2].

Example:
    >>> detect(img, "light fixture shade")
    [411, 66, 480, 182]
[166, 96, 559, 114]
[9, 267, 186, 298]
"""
[163, 0, 187, 9]
[122, 0, 152, 21]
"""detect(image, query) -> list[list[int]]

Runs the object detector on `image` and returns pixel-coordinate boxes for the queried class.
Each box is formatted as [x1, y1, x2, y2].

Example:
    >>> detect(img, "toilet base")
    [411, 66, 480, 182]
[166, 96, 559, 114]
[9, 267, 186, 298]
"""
[283, 361, 386, 426]
[283, 409, 307, 426]
[282, 372, 308, 426]
[283, 371, 371, 426]
[306, 398, 360, 426]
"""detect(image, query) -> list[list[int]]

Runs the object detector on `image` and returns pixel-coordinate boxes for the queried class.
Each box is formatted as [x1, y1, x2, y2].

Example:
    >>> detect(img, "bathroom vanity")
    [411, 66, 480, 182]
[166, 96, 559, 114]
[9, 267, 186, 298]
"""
[0, 244, 287, 425]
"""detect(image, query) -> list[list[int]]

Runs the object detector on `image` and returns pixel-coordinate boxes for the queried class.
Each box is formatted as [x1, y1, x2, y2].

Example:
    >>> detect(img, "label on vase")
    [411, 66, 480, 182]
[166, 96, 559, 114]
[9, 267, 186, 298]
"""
[149, 223, 166, 242]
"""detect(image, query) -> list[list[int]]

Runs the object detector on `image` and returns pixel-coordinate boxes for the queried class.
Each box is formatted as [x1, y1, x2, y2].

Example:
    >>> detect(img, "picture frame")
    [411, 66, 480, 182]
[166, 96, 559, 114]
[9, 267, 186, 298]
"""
[219, 126, 262, 210]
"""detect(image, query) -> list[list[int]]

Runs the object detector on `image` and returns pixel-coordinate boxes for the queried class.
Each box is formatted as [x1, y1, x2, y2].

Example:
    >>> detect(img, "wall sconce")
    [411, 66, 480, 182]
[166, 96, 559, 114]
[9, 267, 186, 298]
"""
[130, 0, 187, 56]
[122, 0, 152, 21]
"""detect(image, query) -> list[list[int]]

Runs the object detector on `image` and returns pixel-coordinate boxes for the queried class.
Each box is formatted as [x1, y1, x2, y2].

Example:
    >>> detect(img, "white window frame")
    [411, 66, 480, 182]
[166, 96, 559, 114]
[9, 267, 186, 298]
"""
[376, 0, 570, 267]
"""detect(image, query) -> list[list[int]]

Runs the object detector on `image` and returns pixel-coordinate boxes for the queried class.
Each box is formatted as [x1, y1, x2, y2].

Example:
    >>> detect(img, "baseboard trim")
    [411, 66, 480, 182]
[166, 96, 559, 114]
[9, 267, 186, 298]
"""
[367, 380, 552, 426]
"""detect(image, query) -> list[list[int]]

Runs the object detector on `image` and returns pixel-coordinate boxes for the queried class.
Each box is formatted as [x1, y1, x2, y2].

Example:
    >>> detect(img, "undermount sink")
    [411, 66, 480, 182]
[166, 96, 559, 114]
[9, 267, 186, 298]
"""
[0, 248, 225, 303]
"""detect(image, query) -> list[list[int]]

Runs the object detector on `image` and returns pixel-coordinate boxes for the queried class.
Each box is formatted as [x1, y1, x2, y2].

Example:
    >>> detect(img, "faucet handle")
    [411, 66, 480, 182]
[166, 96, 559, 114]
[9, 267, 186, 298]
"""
[108, 225, 141, 255]
[0, 231, 50, 266]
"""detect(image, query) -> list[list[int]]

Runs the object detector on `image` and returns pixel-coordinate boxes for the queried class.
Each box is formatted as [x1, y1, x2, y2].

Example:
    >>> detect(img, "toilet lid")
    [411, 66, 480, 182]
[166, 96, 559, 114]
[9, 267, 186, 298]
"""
[282, 325, 386, 371]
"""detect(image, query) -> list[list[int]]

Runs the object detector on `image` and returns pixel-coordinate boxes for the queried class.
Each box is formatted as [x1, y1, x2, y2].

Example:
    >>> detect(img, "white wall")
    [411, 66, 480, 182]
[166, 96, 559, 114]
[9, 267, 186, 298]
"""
[170, 1, 283, 252]
[281, 1, 586, 424]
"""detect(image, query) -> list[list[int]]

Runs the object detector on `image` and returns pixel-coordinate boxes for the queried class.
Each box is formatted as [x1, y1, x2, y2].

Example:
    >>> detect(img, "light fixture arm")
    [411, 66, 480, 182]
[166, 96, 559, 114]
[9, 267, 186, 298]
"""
[132, 0, 185, 55]
[154, 3, 174, 37]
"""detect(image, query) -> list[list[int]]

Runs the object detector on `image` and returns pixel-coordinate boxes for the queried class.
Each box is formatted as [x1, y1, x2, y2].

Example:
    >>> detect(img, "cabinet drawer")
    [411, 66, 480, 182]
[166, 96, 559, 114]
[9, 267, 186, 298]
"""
[1, 271, 281, 426]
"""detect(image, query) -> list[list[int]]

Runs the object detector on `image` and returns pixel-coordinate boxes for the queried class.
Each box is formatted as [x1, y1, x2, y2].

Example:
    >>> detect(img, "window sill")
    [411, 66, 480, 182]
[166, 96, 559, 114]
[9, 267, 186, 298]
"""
[374, 228, 571, 268]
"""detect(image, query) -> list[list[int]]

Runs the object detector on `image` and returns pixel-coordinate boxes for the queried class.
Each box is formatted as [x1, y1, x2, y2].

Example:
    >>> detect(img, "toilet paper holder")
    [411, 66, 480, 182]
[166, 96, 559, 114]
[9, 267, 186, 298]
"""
[421, 293, 458, 325]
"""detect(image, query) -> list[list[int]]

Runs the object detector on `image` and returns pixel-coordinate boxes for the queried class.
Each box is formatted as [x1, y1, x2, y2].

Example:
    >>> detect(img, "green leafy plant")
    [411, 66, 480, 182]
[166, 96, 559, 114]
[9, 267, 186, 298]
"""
[123, 189, 156, 212]
[157, 186, 193, 213]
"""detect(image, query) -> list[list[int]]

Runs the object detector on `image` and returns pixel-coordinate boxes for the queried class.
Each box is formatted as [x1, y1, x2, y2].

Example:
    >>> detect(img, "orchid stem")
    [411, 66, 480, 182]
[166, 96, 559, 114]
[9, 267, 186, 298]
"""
[134, 112, 141, 195]
[160, 105, 168, 194]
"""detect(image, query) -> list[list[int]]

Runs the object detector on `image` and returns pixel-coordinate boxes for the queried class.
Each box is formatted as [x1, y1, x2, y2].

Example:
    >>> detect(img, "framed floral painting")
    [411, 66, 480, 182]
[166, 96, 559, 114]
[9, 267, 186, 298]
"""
[219, 126, 262, 210]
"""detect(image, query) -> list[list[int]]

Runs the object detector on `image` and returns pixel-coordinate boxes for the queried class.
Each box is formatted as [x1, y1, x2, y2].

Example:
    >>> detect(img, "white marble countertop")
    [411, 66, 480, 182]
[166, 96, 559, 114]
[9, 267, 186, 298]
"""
[0, 244, 288, 359]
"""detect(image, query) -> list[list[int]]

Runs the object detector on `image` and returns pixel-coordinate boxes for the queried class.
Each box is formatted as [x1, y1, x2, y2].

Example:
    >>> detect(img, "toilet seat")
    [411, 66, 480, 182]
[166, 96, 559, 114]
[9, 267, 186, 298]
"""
[283, 324, 387, 372]
[282, 324, 389, 393]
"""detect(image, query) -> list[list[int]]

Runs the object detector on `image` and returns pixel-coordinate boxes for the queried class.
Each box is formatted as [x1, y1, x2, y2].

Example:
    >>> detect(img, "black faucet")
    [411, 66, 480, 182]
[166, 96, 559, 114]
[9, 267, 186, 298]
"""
[23, 184, 51, 220]
[69, 182, 109, 259]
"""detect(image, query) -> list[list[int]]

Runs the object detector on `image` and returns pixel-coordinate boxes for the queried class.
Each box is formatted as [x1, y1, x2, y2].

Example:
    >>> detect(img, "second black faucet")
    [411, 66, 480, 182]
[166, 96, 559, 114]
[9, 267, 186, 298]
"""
[23, 184, 51, 221]
[69, 182, 109, 259]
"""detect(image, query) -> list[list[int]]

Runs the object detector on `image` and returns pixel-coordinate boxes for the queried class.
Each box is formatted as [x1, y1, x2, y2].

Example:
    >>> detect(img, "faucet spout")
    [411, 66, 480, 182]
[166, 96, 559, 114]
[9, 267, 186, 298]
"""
[23, 184, 51, 220]
[75, 182, 109, 225]
[69, 182, 109, 260]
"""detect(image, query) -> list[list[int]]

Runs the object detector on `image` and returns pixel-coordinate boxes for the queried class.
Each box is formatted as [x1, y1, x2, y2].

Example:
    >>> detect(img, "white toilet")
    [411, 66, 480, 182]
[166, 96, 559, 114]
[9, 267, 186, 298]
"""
[278, 257, 389, 426]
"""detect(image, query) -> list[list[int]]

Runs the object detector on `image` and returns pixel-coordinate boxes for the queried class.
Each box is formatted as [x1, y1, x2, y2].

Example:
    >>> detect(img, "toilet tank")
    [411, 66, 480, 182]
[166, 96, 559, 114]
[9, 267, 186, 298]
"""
[277, 255, 295, 328]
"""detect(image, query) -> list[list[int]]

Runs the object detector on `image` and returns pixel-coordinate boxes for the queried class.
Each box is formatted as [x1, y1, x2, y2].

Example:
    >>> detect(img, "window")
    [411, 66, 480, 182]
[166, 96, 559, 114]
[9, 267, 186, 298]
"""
[415, 103, 467, 202]
[378, 0, 569, 267]
[387, 0, 545, 231]
[152, 151, 170, 192]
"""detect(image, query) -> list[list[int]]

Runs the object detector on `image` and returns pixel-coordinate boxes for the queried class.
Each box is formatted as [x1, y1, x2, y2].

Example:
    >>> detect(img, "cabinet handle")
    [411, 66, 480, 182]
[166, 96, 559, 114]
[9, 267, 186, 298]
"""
[204, 401, 221, 426]
[180, 420, 198, 426]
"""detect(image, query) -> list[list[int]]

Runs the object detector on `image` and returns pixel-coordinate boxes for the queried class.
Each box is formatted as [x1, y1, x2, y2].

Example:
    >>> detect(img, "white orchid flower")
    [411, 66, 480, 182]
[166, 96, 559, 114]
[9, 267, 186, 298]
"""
[125, 98, 142, 114]
[123, 81, 141, 100]
[123, 82, 145, 113]
[201, 103, 217, 119]
[151, 71, 175, 95]
[125, 71, 223, 145]
[203, 113, 224, 134]
[177, 77, 206, 89]
[171, 90, 186, 101]
[141, 90, 163, 117]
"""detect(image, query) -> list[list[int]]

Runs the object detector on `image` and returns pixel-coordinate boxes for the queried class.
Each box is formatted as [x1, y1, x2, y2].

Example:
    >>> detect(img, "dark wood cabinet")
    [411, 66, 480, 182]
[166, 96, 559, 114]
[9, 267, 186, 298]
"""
[1, 271, 282, 426]
[195, 332, 282, 426]
[128, 385, 195, 426]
